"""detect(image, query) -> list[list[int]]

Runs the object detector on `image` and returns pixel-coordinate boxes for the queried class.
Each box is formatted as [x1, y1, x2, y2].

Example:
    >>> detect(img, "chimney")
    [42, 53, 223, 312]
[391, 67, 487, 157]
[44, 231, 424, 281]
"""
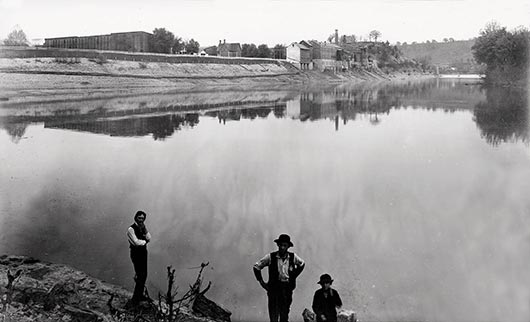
[335, 29, 339, 45]
[224, 39, 226, 44]
[219, 40, 221, 45]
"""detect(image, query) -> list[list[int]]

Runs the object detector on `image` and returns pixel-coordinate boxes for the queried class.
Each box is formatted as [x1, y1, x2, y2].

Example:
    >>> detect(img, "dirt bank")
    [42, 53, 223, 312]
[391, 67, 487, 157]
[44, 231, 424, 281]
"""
[0, 255, 230, 322]
[0, 58, 432, 105]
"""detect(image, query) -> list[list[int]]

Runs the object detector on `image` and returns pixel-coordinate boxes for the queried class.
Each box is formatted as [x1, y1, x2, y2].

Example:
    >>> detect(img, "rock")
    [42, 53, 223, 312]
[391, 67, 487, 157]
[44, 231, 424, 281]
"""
[302, 308, 315, 322]
[192, 293, 231, 322]
[0, 254, 229, 322]
[338, 309, 358, 322]
[302, 308, 358, 322]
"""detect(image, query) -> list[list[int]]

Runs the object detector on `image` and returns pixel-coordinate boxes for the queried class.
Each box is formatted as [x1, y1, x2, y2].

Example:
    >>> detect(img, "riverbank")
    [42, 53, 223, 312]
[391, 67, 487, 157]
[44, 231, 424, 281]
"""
[0, 255, 230, 322]
[0, 57, 432, 105]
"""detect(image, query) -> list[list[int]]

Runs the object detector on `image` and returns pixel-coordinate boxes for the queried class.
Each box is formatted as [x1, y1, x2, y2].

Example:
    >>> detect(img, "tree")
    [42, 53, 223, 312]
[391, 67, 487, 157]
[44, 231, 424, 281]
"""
[172, 37, 184, 54]
[184, 39, 200, 54]
[273, 44, 285, 59]
[3, 28, 29, 46]
[256, 44, 271, 58]
[369, 30, 382, 42]
[241, 43, 258, 57]
[472, 21, 529, 83]
[443, 38, 449, 42]
[151, 28, 175, 54]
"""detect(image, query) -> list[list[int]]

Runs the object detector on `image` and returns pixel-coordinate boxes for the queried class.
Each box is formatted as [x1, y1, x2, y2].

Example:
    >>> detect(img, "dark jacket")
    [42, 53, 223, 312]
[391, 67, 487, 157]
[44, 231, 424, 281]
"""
[312, 288, 342, 322]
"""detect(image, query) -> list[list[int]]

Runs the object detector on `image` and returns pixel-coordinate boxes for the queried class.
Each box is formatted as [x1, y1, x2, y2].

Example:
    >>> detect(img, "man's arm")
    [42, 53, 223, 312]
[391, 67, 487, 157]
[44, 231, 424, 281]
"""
[312, 291, 324, 320]
[253, 254, 270, 291]
[127, 227, 146, 246]
[334, 289, 343, 308]
[145, 231, 151, 242]
[292, 253, 305, 278]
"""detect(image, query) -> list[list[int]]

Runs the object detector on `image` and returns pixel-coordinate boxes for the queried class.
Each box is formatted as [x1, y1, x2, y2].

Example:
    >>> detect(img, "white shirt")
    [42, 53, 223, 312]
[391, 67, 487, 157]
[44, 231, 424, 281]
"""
[127, 226, 151, 246]
[254, 252, 305, 282]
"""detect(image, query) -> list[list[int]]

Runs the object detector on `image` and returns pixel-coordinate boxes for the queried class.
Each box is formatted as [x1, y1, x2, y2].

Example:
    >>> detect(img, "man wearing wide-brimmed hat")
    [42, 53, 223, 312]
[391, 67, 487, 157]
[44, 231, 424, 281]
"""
[253, 234, 305, 322]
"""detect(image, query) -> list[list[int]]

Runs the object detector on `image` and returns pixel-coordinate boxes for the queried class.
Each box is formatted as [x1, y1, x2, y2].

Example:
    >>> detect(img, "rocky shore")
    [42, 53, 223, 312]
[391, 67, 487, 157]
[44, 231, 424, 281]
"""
[0, 255, 230, 322]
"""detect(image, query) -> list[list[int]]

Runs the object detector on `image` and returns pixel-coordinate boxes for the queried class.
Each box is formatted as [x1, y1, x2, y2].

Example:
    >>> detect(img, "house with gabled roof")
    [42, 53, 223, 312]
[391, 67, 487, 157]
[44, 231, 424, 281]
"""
[217, 40, 242, 57]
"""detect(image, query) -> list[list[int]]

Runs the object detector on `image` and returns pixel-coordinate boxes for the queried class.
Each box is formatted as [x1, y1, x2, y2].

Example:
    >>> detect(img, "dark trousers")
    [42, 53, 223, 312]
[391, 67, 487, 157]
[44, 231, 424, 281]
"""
[267, 282, 293, 322]
[130, 246, 148, 301]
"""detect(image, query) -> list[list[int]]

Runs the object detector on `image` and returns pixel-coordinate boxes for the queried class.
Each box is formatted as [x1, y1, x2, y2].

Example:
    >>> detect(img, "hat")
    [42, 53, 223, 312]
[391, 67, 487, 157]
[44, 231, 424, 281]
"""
[318, 274, 333, 285]
[274, 234, 294, 247]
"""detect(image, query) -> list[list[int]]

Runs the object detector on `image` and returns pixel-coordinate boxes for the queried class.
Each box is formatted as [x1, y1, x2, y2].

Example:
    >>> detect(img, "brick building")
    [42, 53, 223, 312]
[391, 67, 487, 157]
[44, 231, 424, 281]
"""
[217, 40, 242, 57]
[44, 31, 152, 52]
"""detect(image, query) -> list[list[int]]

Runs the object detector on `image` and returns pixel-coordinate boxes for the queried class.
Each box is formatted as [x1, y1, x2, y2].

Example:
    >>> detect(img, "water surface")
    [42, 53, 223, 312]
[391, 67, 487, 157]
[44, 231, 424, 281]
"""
[0, 79, 529, 322]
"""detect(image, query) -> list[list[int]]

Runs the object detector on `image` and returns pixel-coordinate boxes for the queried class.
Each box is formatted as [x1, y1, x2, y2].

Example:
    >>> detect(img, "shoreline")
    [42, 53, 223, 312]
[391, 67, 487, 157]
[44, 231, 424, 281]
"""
[0, 57, 435, 105]
[0, 254, 230, 322]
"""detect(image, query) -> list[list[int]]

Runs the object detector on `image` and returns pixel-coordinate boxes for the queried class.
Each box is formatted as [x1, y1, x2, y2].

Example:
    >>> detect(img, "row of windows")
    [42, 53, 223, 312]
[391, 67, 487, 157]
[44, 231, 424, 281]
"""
[45, 35, 150, 52]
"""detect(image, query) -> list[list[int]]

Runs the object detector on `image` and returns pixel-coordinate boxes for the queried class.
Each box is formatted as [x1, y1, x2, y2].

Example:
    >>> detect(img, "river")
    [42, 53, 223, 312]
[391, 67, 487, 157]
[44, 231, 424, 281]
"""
[0, 79, 529, 321]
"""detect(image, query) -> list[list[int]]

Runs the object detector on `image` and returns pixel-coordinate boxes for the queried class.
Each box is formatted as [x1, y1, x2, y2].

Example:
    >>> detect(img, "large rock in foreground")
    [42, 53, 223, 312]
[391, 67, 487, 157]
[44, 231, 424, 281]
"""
[0, 255, 230, 322]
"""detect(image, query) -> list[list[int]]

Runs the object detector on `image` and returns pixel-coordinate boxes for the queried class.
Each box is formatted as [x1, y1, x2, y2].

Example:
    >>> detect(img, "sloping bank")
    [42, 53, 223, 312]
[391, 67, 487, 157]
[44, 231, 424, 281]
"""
[0, 255, 231, 322]
[0, 55, 395, 104]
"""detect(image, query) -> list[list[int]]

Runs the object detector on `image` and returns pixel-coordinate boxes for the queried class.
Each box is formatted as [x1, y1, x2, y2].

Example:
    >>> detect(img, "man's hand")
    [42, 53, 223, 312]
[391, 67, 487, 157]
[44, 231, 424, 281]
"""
[259, 280, 269, 291]
[320, 315, 327, 321]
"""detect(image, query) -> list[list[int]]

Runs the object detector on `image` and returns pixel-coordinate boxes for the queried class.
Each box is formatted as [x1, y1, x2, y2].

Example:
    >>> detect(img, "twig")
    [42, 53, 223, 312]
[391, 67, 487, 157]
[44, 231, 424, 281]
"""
[2, 269, 22, 312]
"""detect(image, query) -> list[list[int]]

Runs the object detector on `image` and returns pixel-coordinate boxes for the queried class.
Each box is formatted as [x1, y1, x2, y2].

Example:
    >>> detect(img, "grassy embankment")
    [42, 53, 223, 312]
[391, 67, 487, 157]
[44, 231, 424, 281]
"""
[0, 47, 429, 104]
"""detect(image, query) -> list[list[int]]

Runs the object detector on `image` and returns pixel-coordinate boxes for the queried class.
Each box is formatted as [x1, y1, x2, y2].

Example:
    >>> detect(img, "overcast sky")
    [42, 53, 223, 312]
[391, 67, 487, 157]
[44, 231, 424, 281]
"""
[1, 0, 529, 46]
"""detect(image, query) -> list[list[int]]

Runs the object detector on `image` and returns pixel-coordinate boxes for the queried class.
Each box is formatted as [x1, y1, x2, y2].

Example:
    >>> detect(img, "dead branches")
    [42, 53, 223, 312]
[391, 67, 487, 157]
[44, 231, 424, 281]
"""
[2, 269, 22, 312]
[156, 262, 212, 322]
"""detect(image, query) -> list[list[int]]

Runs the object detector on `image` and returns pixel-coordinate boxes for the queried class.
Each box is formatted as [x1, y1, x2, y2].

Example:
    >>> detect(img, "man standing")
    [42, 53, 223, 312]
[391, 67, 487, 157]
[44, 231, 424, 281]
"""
[127, 210, 151, 304]
[253, 234, 305, 322]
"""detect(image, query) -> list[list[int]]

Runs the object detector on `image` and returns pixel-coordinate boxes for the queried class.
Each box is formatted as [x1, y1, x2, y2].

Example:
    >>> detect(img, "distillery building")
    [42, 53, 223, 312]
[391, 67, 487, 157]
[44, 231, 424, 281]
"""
[44, 31, 152, 52]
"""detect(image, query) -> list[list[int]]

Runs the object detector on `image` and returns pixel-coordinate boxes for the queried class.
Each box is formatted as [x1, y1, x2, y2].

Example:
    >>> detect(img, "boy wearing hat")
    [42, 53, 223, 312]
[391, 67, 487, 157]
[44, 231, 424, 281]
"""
[312, 274, 343, 322]
[253, 234, 305, 322]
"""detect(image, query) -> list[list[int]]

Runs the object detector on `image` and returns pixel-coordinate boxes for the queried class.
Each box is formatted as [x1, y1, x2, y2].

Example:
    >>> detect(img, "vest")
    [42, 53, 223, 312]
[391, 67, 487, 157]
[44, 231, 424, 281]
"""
[130, 223, 147, 249]
[268, 251, 301, 290]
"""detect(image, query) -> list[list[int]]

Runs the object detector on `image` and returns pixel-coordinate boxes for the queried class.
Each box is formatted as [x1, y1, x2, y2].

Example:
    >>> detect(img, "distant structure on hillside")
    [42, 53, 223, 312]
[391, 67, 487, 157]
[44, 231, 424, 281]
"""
[44, 31, 152, 52]
[217, 40, 241, 57]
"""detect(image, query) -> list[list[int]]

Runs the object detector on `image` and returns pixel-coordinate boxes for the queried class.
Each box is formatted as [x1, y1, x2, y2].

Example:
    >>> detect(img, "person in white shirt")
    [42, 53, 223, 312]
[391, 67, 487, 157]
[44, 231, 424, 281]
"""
[127, 210, 151, 304]
[253, 234, 305, 322]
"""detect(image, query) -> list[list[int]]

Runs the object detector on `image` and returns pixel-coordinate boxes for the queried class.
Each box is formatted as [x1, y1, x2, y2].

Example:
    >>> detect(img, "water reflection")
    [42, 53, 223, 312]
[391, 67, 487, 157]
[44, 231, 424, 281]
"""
[473, 86, 529, 145]
[46, 114, 200, 141]
[1, 80, 529, 147]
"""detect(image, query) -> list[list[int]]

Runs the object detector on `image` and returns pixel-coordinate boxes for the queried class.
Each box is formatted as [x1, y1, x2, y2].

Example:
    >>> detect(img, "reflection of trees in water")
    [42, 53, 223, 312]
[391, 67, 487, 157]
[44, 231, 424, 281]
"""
[1, 122, 29, 143]
[206, 106, 281, 124]
[473, 87, 529, 146]
[45, 113, 200, 140]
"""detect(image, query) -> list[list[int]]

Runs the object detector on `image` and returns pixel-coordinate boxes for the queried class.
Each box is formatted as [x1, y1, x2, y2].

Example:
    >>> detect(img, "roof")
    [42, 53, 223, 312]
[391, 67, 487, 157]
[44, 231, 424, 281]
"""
[299, 40, 313, 48]
[289, 42, 310, 50]
[219, 43, 241, 52]
[45, 31, 152, 40]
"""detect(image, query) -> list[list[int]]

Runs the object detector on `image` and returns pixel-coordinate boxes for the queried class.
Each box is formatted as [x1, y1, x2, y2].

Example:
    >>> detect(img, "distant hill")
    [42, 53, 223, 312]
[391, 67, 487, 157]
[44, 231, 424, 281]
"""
[398, 40, 481, 72]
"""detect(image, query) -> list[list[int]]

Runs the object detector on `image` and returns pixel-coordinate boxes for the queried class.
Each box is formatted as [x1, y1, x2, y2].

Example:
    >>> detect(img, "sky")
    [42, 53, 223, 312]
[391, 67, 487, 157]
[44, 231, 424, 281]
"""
[1, 0, 529, 47]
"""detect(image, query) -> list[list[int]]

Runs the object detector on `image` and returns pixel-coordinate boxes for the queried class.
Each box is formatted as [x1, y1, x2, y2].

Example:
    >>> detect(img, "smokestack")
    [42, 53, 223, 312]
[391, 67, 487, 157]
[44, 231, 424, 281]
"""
[224, 39, 226, 44]
[335, 29, 339, 45]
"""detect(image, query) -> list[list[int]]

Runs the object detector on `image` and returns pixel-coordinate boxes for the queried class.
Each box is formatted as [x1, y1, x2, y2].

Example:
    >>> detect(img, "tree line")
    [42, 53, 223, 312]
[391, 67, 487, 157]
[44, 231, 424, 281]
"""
[472, 21, 529, 85]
